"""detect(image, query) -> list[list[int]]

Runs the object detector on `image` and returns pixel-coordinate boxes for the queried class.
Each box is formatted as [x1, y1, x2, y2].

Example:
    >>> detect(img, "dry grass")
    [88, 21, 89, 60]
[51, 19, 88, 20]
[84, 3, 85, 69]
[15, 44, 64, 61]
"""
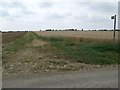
[35, 31, 119, 43]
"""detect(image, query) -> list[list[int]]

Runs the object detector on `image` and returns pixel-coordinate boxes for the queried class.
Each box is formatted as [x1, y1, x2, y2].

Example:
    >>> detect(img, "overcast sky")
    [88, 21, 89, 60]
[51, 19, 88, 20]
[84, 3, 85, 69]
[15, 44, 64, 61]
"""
[0, 0, 119, 31]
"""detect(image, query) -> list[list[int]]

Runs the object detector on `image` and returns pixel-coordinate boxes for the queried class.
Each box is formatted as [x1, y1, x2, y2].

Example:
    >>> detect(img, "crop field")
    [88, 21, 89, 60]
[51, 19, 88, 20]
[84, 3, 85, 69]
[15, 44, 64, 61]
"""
[35, 31, 119, 43]
[2, 31, 119, 79]
[2, 32, 26, 44]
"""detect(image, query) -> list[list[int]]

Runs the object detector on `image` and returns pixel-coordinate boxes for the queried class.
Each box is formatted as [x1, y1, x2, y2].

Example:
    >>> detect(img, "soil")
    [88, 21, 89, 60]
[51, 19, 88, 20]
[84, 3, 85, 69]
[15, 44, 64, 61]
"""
[31, 39, 47, 47]
[2, 32, 25, 44]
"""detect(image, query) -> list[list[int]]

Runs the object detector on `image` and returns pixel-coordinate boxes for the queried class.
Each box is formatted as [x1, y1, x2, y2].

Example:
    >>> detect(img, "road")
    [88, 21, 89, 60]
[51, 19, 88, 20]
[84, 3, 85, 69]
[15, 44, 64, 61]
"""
[3, 66, 118, 88]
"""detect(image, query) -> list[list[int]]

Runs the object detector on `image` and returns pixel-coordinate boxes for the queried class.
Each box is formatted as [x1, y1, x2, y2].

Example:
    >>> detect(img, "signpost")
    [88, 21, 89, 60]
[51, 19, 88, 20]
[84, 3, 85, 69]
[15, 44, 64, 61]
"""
[111, 15, 116, 47]
[118, 1, 120, 29]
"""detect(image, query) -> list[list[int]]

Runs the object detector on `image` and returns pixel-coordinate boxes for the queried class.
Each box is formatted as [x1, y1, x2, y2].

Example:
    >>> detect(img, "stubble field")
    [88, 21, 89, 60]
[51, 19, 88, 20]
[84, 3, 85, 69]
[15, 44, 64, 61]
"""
[35, 31, 119, 43]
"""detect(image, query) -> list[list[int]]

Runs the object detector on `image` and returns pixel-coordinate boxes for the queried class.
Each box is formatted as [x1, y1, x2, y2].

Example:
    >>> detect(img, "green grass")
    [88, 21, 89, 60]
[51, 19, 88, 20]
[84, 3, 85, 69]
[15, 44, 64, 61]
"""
[2, 32, 39, 58]
[35, 33, 119, 65]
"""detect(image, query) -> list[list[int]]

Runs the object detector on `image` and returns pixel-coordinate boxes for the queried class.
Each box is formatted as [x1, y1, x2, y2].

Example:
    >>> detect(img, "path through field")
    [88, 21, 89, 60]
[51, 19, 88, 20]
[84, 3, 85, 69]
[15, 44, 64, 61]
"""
[2, 32, 119, 88]
[3, 66, 118, 88]
[3, 32, 102, 78]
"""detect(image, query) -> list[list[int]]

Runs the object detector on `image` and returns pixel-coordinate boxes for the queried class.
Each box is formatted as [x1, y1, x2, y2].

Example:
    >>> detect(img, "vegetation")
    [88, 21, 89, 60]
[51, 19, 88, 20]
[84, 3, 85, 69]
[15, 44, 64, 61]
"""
[3, 32, 119, 65]
[2, 32, 39, 58]
[33, 32, 119, 65]
[2, 32, 119, 76]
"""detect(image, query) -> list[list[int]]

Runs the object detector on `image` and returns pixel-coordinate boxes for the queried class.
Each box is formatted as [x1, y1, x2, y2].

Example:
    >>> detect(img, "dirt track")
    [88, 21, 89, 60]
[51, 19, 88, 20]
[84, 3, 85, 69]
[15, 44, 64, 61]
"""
[3, 66, 118, 88]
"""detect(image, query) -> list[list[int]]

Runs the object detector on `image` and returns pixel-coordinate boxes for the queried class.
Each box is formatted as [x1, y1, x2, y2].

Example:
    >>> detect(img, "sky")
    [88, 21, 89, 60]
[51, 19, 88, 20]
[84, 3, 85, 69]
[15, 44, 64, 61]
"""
[0, 0, 119, 31]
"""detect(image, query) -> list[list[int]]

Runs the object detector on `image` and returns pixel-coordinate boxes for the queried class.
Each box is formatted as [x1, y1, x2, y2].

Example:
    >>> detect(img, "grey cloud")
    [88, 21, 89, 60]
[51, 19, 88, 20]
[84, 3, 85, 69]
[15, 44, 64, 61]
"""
[73, 13, 108, 24]
[76, 2, 92, 6]
[39, 2, 54, 8]
[11, 2, 26, 8]
[49, 12, 72, 19]
[22, 9, 34, 15]
[0, 9, 22, 23]
[0, 1, 26, 9]
[88, 16, 108, 23]
[50, 14, 65, 19]
[0, 10, 10, 17]
[89, 2, 117, 13]
[76, 2, 117, 13]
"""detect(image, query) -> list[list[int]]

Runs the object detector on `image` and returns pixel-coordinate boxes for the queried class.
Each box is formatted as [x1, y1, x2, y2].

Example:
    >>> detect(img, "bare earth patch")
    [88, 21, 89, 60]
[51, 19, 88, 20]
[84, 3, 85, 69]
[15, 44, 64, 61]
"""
[31, 39, 47, 47]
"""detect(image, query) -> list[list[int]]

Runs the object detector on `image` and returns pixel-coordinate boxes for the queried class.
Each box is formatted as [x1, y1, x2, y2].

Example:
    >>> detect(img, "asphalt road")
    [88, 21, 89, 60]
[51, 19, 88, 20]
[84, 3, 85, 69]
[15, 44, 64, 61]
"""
[3, 66, 118, 88]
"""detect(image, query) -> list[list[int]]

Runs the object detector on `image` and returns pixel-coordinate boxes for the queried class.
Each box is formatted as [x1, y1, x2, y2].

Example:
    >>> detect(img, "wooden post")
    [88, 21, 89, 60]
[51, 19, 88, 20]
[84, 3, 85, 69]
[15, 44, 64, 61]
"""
[113, 15, 116, 47]
[111, 15, 116, 47]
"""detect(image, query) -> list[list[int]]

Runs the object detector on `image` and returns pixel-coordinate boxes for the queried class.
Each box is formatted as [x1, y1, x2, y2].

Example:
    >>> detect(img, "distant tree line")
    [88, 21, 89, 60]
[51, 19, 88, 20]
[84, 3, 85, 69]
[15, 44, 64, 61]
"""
[44, 29, 120, 31]
[2, 29, 119, 32]
[45, 29, 114, 31]
[45, 29, 79, 31]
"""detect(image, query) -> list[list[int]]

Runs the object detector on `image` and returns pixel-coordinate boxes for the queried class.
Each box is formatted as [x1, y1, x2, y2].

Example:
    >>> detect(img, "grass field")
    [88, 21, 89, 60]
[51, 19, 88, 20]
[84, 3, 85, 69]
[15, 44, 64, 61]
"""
[2, 31, 119, 77]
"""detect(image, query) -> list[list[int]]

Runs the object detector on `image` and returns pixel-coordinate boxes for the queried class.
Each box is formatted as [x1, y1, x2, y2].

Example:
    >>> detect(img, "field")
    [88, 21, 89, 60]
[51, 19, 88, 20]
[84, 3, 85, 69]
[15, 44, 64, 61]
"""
[2, 31, 119, 78]
[2, 32, 26, 44]
[35, 31, 119, 43]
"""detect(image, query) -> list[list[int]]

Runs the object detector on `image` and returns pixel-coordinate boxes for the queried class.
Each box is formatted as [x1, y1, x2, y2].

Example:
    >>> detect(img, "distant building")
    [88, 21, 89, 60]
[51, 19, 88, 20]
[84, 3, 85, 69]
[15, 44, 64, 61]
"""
[118, 1, 120, 29]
